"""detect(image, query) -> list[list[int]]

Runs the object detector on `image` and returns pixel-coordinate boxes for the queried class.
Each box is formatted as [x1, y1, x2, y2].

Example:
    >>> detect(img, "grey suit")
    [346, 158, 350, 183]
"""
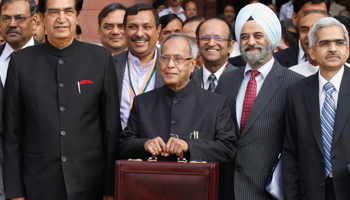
[216, 60, 303, 199]
[193, 63, 238, 88]
[112, 50, 164, 102]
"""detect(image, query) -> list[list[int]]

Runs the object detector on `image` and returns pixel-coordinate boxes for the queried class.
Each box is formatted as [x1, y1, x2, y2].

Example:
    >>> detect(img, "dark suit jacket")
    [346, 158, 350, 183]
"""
[4, 40, 121, 200]
[283, 66, 350, 200]
[0, 38, 40, 200]
[216, 60, 303, 200]
[228, 55, 246, 68]
[273, 44, 299, 68]
[118, 79, 237, 163]
[193, 63, 238, 88]
[113, 50, 164, 102]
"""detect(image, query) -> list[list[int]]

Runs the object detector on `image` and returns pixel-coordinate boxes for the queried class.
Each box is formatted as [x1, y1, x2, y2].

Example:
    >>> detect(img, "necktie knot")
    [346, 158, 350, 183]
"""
[250, 70, 259, 78]
[208, 74, 216, 81]
[324, 82, 335, 94]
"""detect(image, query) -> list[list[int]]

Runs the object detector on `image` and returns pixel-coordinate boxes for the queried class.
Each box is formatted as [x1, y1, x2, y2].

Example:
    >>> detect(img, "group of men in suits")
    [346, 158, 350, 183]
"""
[0, 0, 350, 199]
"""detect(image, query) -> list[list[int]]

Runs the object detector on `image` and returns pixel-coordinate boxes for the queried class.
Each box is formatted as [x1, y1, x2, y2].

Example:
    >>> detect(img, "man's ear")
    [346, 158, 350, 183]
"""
[190, 57, 197, 73]
[292, 12, 298, 26]
[308, 46, 316, 61]
[228, 40, 234, 54]
[32, 13, 38, 31]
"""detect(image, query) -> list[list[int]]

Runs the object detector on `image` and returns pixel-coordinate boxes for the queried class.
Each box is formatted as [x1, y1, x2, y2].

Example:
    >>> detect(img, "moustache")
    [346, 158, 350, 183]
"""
[6, 28, 22, 35]
[53, 23, 70, 28]
[325, 53, 341, 59]
[242, 44, 264, 51]
[131, 36, 150, 42]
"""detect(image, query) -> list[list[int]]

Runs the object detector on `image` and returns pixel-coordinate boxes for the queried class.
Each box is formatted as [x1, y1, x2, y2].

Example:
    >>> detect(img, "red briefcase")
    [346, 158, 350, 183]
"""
[115, 154, 219, 200]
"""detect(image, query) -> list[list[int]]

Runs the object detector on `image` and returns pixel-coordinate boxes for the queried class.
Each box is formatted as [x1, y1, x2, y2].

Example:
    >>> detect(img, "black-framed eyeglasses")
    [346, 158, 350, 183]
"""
[159, 55, 193, 65]
[316, 39, 347, 48]
[199, 35, 228, 44]
[1, 16, 30, 24]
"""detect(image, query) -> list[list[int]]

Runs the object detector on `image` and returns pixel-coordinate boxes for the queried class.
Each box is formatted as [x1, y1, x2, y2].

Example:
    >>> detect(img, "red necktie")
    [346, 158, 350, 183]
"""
[240, 70, 259, 133]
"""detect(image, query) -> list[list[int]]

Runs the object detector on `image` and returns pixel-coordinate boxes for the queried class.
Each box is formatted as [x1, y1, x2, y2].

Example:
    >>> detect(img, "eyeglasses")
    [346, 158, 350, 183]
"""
[199, 35, 228, 44]
[159, 55, 193, 65]
[185, 8, 197, 11]
[316, 40, 347, 48]
[1, 16, 30, 24]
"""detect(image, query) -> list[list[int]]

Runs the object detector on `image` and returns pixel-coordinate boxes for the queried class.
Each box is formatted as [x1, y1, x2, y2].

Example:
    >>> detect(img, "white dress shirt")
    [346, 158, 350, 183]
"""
[318, 66, 343, 115]
[120, 49, 157, 127]
[289, 61, 318, 77]
[202, 62, 228, 89]
[158, 7, 186, 22]
[236, 58, 274, 129]
[0, 37, 34, 86]
[298, 40, 307, 65]
[279, 0, 293, 20]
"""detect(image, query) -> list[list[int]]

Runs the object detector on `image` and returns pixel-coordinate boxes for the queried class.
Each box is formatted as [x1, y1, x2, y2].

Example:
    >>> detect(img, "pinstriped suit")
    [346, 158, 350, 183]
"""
[113, 50, 164, 102]
[216, 60, 303, 200]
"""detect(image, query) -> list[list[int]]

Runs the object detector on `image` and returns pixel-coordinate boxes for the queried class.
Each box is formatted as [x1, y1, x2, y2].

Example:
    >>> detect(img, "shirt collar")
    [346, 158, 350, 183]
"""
[318, 66, 344, 94]
[44, 39, 79, 57]
[202, 62, 228, 82]
[305, 61, 319, 74]
[163, 77, 195, 98]
[128, 48, 157, 70]
[2, 37, 34, 60]
[167, 6, 184, 15]
[243, 57, 274, 79]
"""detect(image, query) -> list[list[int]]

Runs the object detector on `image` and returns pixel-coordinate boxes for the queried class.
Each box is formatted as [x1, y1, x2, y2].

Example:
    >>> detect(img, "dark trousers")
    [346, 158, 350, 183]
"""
[325, 177, 336, 200]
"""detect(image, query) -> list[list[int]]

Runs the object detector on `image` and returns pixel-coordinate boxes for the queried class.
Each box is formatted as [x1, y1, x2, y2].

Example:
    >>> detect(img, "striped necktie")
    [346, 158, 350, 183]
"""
[207, 74, 216, 92]
[321, 82, 336, 178]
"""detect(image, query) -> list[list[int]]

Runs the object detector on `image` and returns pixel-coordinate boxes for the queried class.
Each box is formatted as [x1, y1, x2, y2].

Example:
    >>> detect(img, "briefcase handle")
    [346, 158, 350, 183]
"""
[148, 152, 187, 163]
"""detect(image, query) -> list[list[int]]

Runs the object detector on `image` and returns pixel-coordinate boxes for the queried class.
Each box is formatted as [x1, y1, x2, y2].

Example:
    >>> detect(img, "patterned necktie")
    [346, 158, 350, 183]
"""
[321, 82, 336, 178]
[207, 74, 216, 92]
[303, 53, 309, 62]
[240, 70, 259, 133]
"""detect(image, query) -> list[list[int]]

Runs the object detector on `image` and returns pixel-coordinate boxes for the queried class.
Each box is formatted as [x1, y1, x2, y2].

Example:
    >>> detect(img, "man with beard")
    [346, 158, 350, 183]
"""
[216, 3, 303, 199]
[98, 3, 128, 55]
[113, 3, 164, 129]
[159, 0, 186, 22]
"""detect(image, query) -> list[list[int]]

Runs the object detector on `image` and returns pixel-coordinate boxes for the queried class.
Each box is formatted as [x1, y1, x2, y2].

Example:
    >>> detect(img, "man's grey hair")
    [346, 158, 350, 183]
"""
[300, 10, 331, 26]
[160, 33, 198, 58]
[309, 17, 349, 50]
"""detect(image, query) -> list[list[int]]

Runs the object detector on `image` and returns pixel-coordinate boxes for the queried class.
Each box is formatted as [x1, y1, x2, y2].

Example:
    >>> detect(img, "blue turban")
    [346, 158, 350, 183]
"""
[235, 3, 281, 49]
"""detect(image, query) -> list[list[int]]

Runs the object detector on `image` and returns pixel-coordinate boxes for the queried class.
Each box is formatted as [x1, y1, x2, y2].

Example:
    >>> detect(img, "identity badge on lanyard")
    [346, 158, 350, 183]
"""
[127, 55, 157, 111]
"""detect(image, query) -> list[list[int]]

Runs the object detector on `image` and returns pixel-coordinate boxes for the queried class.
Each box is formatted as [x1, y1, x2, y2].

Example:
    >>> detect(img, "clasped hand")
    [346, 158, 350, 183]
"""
[144, 137, 188, 157]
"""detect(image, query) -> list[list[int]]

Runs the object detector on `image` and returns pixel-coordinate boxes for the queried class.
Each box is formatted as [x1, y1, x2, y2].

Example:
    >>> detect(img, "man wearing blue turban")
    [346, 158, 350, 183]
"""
[216, 3, 303, 200]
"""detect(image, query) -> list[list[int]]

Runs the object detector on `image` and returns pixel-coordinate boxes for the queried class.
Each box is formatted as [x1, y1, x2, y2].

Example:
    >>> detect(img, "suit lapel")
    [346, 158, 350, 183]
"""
[304, 74, 324, 153]
[195, 68, 203, 88]
[113, 51, 127, 101]
[241, 61, 283, 135]
[332, 66, 350, 146]
[154, 57, 164, 88]
[230, 68, 245, 134]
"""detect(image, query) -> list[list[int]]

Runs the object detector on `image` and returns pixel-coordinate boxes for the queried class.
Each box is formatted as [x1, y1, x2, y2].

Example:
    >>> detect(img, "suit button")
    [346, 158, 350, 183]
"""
[61, 131, 66, 136]
[59, 83, 65, 88]
[238, 143, 243, 148]
[320, 182, 324, 187]
[59, 60, 64, 64]
[171, 120, 176, 125]
[173, 99, 178, 104]
[62, 156, 67, 162]
[60, 107, 65, 111]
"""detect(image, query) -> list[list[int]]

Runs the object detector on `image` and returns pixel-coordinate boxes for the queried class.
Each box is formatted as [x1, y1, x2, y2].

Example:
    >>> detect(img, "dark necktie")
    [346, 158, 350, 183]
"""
[321, 82, 335, 178]
[303, 53, 308, 62]
[240, 70, 259, 133]
[207, 74, 216, 92]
